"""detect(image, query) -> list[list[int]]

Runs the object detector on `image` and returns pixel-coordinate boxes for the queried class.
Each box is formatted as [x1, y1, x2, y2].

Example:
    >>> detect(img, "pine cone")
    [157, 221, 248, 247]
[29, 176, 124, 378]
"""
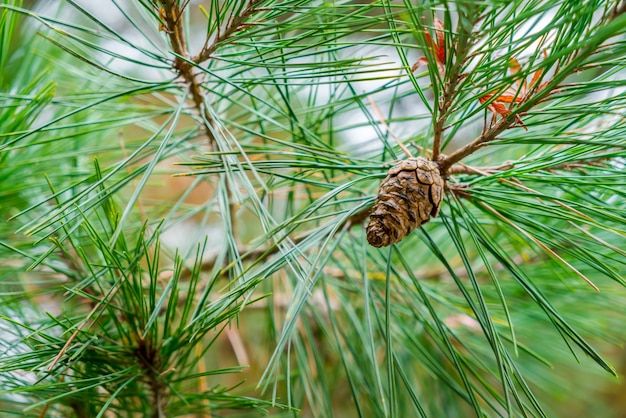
[366, 157, 444, 247]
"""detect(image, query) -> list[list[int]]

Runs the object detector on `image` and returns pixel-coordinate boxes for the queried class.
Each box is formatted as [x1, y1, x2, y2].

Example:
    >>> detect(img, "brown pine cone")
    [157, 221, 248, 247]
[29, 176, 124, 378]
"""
[366, 157, 444, 247]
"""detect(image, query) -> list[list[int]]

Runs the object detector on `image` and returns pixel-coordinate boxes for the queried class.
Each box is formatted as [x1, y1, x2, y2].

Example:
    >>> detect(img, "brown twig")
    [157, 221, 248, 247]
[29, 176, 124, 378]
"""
[159, 0, 259, 263]
[182, 207, 372, 279]
[182, 151, 611, 278]
[446, 154, 612, 175]
[135, 337, 167, 418]
[431, 10, 478, 161]
[439, 116, 518, 173]
[192, 0, 267, 64]
[159, 1, 215, 144]
[439, 24, 625, 172]
[158, 0, 270, 242]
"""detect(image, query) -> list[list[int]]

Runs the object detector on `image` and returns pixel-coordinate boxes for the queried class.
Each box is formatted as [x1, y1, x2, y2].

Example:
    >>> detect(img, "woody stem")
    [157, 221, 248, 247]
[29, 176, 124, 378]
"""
[432, 7, 479, 162]
[159, 0, 215, 144]
[439, 5, 626, 172]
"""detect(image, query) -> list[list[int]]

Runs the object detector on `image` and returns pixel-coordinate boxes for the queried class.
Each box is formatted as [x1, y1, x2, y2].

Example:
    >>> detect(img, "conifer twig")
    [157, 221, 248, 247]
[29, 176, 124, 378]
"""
[438, 4, 626, 172]
[182, 208, 371, 278]
[446, 154, 611, 175]
[159, 0, 215, 144]
[158, 0, 268, 147]
[192, 0, 267, 64]
[432, 8, 480, 161]
[183, 151, 612, 276]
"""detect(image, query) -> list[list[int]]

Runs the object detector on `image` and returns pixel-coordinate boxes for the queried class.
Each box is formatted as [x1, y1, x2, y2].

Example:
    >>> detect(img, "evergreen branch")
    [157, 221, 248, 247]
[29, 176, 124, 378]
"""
[446, 154, 612, 175]
[3, 1, 626, 415]
[158, 0, 215, 144]
[183, 206, 372, 279]
[136, 337, 167, 418]
[432, 6, 481, 161]
[192, 0, 267, 64]
[439, 6, 626, 172]
[186, 151, 616, 277]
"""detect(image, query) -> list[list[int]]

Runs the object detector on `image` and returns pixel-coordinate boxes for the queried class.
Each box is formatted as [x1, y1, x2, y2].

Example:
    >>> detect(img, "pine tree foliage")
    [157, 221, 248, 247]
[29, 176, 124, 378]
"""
[1, 0, 626, 416]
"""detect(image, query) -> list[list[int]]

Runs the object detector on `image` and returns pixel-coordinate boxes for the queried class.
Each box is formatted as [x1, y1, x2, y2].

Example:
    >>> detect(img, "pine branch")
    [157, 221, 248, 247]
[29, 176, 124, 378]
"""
[188, 151, 615, 274]
[192, 0, 267, 64]
[438, 5, 626, 172]
[3, 1, 626, 416]
[446, 154, 612, 175]
[157, 0, 271, 147]
[158, 0, 215, 144]
[183, 207, 372, 279]
[136, 337, 168, 418]
[432, 6, 482, 161]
